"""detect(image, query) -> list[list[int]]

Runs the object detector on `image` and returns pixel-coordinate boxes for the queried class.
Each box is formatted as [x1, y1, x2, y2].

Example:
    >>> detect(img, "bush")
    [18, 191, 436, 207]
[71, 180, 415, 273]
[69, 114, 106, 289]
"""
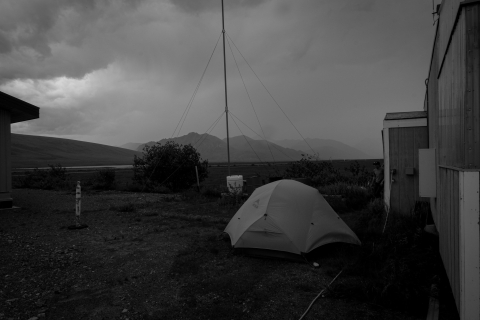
[319, 183, 372, 212]
[133, 141, 209, 192]
[284, 154, 341, 187]
[17, 164, 70, 190]
[346, 160, 371, 186]
[285, 157, 374, 188]
[329, 200, 437, 315]
[87, 168, 116, 190]
[201, 185, 223, 199]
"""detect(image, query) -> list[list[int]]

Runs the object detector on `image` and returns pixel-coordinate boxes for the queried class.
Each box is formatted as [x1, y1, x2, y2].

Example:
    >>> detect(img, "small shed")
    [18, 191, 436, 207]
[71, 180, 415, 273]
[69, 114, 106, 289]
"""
[0, 91, 39, 209]
[382, 111, 428, 215]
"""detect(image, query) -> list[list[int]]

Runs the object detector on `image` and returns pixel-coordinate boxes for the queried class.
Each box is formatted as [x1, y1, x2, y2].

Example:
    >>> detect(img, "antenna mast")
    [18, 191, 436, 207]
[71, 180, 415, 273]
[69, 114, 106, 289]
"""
[222, 0, 231, 176]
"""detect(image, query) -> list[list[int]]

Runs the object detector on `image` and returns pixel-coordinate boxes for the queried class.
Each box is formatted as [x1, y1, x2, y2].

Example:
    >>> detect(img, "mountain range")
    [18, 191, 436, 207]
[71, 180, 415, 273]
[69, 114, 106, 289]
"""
[273, 138, 370, 160]
[10, 132, 374, 169]
[121, 132, 372, 161]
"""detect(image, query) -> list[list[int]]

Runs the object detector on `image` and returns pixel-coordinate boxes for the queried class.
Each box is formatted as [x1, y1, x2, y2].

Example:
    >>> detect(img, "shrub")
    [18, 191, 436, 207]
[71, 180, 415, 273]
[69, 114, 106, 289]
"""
[87, 168, 116, 190]
[329, 200, 437, 315]
[346, 160, 371, 186]
[18, 164, 70, 190]
[319, 182, 372, 211]
[354, 198, 387, 240]
[284, 154, 341, 187]
[201, 185, 223, 199]
[133, 141, 208, 192]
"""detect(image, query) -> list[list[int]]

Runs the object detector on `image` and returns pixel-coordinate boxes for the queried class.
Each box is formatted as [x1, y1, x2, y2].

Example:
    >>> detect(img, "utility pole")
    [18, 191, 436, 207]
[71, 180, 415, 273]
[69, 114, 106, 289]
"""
[222, 0, 231, 176]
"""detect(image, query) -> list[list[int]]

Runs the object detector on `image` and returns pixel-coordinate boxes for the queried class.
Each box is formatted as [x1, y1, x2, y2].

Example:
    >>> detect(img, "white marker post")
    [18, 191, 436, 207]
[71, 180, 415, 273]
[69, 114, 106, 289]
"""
[68, 181, 87, 230]
[75, 181, 81, 226]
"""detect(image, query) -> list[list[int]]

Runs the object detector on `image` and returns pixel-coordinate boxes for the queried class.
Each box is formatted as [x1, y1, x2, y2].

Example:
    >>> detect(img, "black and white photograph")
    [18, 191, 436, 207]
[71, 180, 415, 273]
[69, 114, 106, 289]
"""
[0, 0, 477, 319]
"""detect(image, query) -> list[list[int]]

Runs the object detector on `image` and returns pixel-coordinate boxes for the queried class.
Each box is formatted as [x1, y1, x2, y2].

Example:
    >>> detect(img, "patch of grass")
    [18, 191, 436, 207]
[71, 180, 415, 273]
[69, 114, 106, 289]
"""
[323, 201, 437, 316]
[85, 168, 116, 190]
[14, 164, 71, 190]
[200, 185, 223, 198]
[319, 182, 373, 212]
[111, 202, 137, 212]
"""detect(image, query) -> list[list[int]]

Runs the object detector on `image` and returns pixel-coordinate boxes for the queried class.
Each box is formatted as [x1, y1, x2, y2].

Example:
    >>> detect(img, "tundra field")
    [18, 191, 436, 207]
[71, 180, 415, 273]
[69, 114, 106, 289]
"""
[3, 159, 460, 320]
[12, 159, 381, 191]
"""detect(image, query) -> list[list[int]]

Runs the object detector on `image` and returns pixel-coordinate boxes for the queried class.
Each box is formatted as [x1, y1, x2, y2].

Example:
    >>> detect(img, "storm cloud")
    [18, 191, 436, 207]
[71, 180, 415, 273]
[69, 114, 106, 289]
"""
[1, 0, 439, 157]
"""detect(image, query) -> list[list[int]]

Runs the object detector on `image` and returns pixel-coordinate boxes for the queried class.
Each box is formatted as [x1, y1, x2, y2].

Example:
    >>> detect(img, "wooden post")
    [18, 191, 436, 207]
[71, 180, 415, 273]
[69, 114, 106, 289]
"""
[75, 181, 81, 226]
[195, 166, 200, 192]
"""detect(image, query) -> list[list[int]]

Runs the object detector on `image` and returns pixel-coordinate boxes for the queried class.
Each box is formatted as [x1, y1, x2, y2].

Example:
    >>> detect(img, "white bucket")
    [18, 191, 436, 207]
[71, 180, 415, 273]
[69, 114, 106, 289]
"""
[227, 175, 243, 194]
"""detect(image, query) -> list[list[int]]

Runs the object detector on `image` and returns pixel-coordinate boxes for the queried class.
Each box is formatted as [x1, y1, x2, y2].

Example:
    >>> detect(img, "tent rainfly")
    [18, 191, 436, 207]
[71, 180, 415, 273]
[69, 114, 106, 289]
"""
[224, 180, 361, 260]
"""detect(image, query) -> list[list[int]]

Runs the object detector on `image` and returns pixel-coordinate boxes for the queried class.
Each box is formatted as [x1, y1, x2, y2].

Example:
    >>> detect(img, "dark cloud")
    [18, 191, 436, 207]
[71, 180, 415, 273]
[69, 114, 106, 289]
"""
[0, 0, 146, 83]
[0, 32, 12, 53]
[5, 0, 435, 156]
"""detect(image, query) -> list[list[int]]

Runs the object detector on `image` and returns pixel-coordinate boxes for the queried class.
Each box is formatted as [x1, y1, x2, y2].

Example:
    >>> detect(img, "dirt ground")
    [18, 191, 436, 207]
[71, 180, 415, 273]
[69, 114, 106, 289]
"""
[1, 189, 426, 320]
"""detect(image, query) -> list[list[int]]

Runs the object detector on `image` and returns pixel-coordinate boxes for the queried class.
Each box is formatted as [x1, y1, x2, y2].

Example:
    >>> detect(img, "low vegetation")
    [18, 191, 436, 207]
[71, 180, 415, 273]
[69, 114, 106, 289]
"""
[8, 156, 450, 318]
[14, 163, 71, 190]
[133, 141, 209, 192]
[320, 200, 438, 314]
[82, 168, 117, 190]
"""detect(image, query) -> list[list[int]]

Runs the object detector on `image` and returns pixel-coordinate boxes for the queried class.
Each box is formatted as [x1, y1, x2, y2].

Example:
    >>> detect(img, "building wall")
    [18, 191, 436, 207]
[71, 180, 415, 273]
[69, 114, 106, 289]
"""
[437, 166, 461, 311]
[465, 4, 480, 168]
[438, 7, 466, 168]
[425, 2, 480, 318]
[388, 126, 429, 215]
[438, 0, 463, 67]
[0, 108, 11, 196]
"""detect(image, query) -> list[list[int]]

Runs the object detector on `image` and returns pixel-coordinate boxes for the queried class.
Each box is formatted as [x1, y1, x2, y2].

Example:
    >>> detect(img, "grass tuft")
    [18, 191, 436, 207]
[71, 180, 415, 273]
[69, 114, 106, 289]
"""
[323, 201, 437, 315]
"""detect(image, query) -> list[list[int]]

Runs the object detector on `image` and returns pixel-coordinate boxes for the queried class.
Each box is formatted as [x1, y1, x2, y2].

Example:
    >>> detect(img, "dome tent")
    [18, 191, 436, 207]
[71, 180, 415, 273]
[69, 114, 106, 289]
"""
[224, 180, 361, 260]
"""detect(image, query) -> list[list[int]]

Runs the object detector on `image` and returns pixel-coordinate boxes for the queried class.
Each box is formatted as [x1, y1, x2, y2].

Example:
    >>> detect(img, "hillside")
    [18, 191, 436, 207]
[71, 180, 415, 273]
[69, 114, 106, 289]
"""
[11, 134, 142, 168]
[135, 133, 374, 162]
[223, 136, 303, 161]
[137, 132, 303, 162]
[274, 138, 372, 159]
[119, 142, 143, 151]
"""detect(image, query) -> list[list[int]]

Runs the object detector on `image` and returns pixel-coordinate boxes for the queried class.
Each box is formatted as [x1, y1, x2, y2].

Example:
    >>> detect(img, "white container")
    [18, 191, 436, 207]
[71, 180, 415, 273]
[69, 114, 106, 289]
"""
[227, 175, 243, 194]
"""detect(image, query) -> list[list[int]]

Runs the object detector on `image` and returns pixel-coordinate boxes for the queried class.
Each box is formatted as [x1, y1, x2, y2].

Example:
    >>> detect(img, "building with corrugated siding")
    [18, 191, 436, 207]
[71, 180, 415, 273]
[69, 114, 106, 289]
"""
[384, 1, 480, 319]
[382, 111, 429, 215]
[0, 91, 39, 209]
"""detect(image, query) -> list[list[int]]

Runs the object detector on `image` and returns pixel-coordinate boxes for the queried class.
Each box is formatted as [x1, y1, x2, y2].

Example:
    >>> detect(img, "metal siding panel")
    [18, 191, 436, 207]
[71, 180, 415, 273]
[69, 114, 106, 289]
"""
[450, 170, 455, 293]
[438, 0, 463, 67]
[439, 168, 446, 263]
[413, 128, 420, 200]
[473, 5, 480, 168]
[453, 170, 460, 309]
[390, 128, 399, 213]
[402, 128, 414, 214]
[459, 171, 480, 319]
[438, 7, 467, 168]
[466, 6, 474, 168]
[448, 169, 453, 288]
[466, 6, 476, 168]
[415, 127, 430, 199]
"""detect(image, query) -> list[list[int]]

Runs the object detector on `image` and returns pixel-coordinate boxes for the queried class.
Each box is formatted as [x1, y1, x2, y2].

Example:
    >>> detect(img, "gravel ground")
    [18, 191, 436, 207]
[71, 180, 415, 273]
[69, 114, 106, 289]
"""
[0, 188, 423, 320]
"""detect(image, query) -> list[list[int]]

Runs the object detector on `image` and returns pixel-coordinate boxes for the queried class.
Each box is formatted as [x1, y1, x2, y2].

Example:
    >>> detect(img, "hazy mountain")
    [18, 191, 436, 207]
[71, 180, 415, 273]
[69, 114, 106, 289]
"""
[274, 138, 372, 159]
[11, 134, 142, 168]
[223, 135, 303, 162]
[119, 142, 143, 151]
[137, 132, 303, 162]
[353, 137, 383, 159]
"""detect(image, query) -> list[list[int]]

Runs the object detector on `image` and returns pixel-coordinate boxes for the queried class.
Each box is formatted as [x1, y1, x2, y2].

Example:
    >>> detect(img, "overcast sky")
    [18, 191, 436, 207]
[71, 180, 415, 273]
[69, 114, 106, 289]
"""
[1, 0, 439, 157]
